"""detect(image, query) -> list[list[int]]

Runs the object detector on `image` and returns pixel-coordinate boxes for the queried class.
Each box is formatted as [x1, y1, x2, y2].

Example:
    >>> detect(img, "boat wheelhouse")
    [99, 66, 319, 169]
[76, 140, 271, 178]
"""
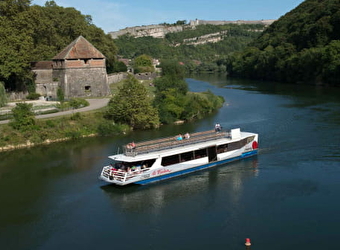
[99, 128, 258, 186]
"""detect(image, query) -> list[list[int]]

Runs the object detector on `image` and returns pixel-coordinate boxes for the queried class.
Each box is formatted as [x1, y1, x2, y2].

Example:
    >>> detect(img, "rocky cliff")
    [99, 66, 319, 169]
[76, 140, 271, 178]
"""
[109, 19, 275, 39]
[109, 24, 184, 39]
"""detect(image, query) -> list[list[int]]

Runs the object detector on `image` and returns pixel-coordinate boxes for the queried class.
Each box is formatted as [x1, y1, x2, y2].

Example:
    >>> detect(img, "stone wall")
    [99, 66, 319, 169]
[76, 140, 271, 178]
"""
[32, 69, 53, 84]
[35, 82, 59, 99]
[190, 19, 276, 26]
[134, 72, 158, 81]
[8, 92, 29, 101]
[58, 67, 110, 98]
[107, 72, 158, 84]
[107, 72, 128, 84]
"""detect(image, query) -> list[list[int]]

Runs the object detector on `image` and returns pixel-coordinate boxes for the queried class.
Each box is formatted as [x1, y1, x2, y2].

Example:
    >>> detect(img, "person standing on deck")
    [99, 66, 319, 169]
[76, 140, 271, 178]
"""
[215, 123, 222, 132]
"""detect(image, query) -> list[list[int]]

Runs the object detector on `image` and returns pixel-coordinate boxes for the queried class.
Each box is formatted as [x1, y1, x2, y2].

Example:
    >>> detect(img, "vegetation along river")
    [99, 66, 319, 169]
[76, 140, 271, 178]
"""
[1, 74, 340, 250]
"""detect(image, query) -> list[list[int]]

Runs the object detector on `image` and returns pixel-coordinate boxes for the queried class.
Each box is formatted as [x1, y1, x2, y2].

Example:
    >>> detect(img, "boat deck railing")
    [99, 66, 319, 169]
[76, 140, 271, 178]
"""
[102, 166, 148, 183]
[124, 129, 230, 156]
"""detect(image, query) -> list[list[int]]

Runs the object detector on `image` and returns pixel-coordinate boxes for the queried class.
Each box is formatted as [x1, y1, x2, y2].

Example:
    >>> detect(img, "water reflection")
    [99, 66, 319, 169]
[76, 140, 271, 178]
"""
[100, 157, 258, 213]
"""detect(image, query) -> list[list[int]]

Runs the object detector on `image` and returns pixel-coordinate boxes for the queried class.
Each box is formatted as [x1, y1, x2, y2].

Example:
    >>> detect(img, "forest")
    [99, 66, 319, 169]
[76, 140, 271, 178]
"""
[226, 0, 340, 86]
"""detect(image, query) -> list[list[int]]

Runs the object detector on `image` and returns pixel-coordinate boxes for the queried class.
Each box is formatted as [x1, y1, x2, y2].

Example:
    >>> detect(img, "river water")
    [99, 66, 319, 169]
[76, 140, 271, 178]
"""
[1, 75, 340, 250]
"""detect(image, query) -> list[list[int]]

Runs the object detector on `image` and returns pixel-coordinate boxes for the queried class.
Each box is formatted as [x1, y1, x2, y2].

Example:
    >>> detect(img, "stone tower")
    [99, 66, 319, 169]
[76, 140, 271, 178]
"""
[52, 36, 110, 98]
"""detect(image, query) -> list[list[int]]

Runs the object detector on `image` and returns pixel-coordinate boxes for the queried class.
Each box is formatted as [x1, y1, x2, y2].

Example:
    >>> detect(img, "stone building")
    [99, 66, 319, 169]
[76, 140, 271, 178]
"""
[33, 36, 111, 99]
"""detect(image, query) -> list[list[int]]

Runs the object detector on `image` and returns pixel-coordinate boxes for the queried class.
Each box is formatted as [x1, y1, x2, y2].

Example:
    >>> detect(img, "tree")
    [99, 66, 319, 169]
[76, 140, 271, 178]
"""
[112, 61, 127, 73]
[105, 75, 159, 129]
[154, 75, 188, 96]
[0, 82, 8, 107]
[159, 59, 185, 79]
[133, 54, 154, 73]
[226, 0, 340, 85]
[10, 102, 36, 131]
[0, 1, 35, 91]
[57, 87, 64, 102]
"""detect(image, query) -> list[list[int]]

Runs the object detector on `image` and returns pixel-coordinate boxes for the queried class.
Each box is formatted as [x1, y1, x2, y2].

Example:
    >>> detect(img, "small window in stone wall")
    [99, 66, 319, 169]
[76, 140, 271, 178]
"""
[85, 86, 91, 92]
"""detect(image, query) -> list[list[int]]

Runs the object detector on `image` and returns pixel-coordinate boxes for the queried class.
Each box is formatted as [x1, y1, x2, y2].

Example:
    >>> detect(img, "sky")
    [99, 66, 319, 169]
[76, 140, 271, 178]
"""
[31, 0, 305, 33]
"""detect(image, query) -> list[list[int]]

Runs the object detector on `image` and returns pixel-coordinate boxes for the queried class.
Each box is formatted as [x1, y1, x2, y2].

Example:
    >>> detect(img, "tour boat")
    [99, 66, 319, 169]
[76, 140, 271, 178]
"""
[99, 128, 258, 186]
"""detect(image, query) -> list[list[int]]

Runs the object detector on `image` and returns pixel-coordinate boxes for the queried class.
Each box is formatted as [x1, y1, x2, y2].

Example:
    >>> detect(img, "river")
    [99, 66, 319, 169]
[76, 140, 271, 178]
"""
[1, 75, 340, 250]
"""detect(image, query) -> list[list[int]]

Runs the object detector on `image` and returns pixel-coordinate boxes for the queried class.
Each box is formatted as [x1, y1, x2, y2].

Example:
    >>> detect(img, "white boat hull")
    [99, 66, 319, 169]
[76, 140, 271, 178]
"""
[99, 129, 258, 186]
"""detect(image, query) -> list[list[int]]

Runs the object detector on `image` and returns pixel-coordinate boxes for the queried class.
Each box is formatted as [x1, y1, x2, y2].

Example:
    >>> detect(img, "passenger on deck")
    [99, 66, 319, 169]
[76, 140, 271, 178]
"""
[176, 134, 183, 141]
[184, 132, 190, 139]
[215, 123, 222, 132]
[127, 142, 136, 150]
[110, 164, 117, 171]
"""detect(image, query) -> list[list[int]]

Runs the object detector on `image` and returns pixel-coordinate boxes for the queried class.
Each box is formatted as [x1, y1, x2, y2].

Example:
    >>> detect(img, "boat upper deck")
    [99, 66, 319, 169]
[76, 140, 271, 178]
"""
[124, 130, 231, 157]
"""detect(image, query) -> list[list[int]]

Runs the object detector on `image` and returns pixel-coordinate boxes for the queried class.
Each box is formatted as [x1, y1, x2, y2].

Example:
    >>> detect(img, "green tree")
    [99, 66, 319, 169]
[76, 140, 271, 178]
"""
[105, 75, 159, 129]
[0, 82, 8, 107]
[10, 102, 36, 131]
[156, 88, 186, 123]
[112, 61, 128, 73]
[154, 75, 188, 96]
[133, 54, 154, 73]
[227, 0, 340, 85]
[57, 87, 64, 102]
[159, 59, 185, 79]
[0, 1, 35, 91]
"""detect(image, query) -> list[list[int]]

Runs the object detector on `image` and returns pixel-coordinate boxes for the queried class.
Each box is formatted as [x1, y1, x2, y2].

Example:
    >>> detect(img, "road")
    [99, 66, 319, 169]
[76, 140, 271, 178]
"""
[0, 98, 110, 124]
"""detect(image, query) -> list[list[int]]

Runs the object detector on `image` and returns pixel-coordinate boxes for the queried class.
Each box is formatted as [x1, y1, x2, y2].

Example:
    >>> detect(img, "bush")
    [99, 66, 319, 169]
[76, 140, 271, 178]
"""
[70, 112, 82, 120]
[45, 120, 56, 128]
[69, 98, 89, 109]
[10, 103, 36, 131]
[64, 130, 82, 139]
[0, 82, 8, 107]
[26, 93, 41, 100]
[57, 87, 64, 102]
[97, 121, 129, 136]
[56, 102, 70, 111]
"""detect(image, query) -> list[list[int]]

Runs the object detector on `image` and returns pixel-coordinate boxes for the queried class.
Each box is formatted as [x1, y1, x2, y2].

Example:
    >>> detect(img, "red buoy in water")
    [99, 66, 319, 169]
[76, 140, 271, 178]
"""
[245, 238, 251, 246]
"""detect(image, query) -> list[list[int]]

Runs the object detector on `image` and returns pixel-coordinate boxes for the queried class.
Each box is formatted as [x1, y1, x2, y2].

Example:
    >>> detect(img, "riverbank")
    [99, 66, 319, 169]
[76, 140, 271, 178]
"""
[0, 107, 131, 152]
[0, 134, 97, 152]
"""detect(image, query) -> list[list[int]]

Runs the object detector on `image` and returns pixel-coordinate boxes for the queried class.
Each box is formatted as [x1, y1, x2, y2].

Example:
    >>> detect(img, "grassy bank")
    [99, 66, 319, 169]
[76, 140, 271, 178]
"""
[0, 109, 129, 151]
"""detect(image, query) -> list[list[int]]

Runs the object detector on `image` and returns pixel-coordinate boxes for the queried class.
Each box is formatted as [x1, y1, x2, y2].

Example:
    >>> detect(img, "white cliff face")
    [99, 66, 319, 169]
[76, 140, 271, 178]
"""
[109, 19, 275, 39]
[109, 25, 184, 39]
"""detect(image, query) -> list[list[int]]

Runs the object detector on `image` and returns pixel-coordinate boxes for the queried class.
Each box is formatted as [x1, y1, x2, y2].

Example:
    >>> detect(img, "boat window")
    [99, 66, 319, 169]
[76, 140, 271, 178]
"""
[162, 154, 180, 166]
[228, 138, 248, 151]
[194, 148, 207, 159]
[114, 159, 156, 169]
[217, 144, 228, 154]
[246, 136, 255, 144]
[180, 151, 194, 162]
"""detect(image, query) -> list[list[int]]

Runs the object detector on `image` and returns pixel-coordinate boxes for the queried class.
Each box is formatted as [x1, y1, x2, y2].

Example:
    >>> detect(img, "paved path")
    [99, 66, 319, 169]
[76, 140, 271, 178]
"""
[0, 98, 110, 124]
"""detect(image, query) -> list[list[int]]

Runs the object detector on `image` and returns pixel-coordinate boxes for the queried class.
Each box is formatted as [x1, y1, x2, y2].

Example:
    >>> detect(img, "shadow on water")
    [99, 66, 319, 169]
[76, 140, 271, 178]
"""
[188, 74, 340, 108]
[100, 157, 259, 212]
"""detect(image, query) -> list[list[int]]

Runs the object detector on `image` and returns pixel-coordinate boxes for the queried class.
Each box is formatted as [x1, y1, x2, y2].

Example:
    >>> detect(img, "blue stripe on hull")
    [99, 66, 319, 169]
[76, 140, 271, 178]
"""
[134, 150, 258, 185]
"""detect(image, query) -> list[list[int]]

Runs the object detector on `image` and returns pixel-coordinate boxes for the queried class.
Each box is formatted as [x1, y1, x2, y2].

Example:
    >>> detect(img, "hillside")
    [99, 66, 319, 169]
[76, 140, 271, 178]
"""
[114, 23, 268, 72]
[109, 19, 275, 39]
[227, 0, 340, 86]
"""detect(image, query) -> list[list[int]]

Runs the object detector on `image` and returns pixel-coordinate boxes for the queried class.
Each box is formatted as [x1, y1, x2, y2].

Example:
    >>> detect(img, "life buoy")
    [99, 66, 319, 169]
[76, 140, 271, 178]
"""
[252, 141, 258, 149]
